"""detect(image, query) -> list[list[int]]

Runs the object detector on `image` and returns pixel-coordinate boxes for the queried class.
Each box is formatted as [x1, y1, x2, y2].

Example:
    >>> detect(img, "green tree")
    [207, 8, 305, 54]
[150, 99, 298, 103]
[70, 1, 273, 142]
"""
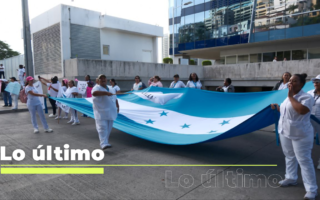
[0, 40, 20, 60]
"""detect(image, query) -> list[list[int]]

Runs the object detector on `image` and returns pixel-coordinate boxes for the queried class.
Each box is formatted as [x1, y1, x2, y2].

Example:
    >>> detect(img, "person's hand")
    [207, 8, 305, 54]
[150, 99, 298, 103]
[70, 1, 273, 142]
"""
[271, 104, 279, 110]
[106, 92, 113, 96]
[288, 83, 294, 98]
[42, 94, 47, 98]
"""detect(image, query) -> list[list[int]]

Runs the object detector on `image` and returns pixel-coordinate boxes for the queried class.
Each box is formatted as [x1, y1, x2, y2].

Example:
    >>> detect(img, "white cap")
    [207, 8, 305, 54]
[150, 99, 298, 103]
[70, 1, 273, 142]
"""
[311, 74, 320, 82]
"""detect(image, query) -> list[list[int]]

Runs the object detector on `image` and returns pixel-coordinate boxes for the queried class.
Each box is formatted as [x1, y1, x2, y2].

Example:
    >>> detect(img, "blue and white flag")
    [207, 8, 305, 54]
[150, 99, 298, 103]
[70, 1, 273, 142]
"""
[52, 82, 314, 145]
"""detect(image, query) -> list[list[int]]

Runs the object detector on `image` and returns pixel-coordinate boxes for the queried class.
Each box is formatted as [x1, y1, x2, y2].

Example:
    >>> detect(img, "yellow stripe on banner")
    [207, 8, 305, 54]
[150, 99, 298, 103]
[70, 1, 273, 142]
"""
[1, 168, 104, 174]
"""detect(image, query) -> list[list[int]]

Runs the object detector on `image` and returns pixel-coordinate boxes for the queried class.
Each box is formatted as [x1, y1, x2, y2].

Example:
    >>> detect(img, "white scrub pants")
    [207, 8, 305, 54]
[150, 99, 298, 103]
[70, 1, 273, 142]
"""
[11, 94, 18, 109]
[95, 119, 113, 148]
[279, 133, 318, 193]
[70, 108, 79, 123]
[311, 119, 320, 164]
[19, 75, 24, 86]
[27, 104, 49, 130]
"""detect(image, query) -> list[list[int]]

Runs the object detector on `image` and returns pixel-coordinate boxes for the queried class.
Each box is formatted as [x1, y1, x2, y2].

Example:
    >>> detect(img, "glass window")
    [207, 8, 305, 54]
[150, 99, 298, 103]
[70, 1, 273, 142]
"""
[238, 55, 249, 64]
[103, 45, 110, 55]
[219, 57, 226, 65]
[226, 56, 237, 64]
[263, 52, 276, 62]
[195, 0, 204, 5]
[175, 8, 182, 17]
[194, 12, 205, 41]
[250, 54, 262, 63]
[205, 10, 214, 39]
[182, 0, 194, 8]
[276, 51, 291, 61]
[308, 48, 320, 59]
[292, 50, 307, 60]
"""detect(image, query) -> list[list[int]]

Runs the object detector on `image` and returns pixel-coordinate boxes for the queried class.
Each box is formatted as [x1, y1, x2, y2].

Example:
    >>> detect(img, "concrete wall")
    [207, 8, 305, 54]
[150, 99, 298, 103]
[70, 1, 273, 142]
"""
[203, 59, 320, 87]
[0, 55, 25, 79]
[65, 58, 203, 91]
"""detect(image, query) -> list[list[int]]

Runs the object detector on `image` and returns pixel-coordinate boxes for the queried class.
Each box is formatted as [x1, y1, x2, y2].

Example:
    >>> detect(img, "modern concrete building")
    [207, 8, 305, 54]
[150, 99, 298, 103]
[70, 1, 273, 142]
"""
[169, 0, 320, 64]
[30, 4, 163, 78]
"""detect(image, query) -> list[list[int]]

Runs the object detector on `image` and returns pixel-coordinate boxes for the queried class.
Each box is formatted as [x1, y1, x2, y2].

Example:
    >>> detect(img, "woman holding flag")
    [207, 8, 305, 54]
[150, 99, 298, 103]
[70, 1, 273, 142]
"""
[39, 76, 59, 118]
[66, 80, 80, 125]
[271, 74, 318, 200]
[186, 73, 202, 89]
[56, 79, 69, 120]
[307, 74, 320, 170]
[25, 76, 53, 133]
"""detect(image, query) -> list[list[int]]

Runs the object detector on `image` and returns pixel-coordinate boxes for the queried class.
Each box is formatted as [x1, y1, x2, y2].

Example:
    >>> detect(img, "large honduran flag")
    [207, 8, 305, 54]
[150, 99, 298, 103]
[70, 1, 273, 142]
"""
[52, 82, 314, 145]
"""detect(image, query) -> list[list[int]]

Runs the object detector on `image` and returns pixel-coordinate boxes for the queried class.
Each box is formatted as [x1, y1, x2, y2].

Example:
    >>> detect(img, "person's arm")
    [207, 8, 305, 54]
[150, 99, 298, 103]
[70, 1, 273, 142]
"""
[28, 90, 46, 97]
[92, 91, 113, 96]
[288, 86, 310, 115]
[148, 79, 152, 86]
[181, 82, 186, 88]
[116, 99, 119, 113]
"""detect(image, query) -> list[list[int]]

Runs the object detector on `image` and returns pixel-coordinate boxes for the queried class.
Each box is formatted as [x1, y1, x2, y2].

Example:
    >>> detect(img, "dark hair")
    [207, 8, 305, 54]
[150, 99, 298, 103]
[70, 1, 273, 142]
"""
[293, 73, 308, 87]
[51, 76, 58, 84]
[110, 78, 117, 85]
[173, 74, 179, 78]
[189, 73, 199, 82]
[19, 65, 23, 69]
[62, 80, 67, 87]
[225, 78, 232, 84]
[10, 77, 17, 81]
[281, 72, 292, 82]
[154, 76, 161, 81]
[86, 75, 91, 80]
[69, 80, 76, 87]
[135, 76, 141, 81]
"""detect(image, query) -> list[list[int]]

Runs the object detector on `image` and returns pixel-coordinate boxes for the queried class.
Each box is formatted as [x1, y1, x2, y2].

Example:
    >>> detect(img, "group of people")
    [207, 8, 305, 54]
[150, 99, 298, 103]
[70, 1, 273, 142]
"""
[270, 72, 320, 200]
[132, 72, 235, 92]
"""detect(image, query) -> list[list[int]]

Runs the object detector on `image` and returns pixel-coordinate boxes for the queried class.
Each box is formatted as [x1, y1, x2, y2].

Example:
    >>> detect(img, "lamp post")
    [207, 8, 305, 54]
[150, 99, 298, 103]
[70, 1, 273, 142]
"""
[21, 0, 34, 77]
[171, 1, 192, 63]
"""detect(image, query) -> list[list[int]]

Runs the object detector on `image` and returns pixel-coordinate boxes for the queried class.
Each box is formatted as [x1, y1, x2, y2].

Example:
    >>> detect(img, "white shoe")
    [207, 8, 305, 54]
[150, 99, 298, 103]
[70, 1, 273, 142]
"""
[278, 179, 298, 187]
[49, 114, 56, 118]
[44, 129, 53, 133]
[34, 129, 39, 133]
[71, 122, 80, 126]
[62, 116, 68, 119]
[304, 191, 318, 200]
[55, 116, 61, 120]
[67, 120, 74, 124]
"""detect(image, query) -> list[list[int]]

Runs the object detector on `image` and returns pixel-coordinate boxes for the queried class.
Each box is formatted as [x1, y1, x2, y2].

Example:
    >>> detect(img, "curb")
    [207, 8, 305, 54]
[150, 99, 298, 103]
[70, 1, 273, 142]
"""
[0, 107, 52, 115]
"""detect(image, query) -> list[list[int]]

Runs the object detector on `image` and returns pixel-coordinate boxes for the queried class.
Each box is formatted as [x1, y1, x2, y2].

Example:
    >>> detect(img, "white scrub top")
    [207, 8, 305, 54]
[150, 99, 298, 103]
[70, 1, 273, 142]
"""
[108, 85, 120, 92]
[170, 81, 186, 88]
[278, 90, 314, 140]
[65, 87, 79, 98]
[46, 83, 59, 97]
[62, 86, 67, 92]
[133, 82, 143, 90]
[278, 82, 288, 90]
[25, 86, 42, 106]
[92, 85, 117, 121]
[186, 80, 202, 89]
[307, 90, 320, 119]
[18, 68, 25, 76]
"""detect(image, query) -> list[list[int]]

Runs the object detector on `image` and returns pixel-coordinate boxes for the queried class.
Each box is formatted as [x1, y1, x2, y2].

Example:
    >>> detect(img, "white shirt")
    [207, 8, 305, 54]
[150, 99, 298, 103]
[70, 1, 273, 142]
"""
[186, 80, 202, 89]
[278, 82, 288, 90]
[273, 59, 277, 62]
[278, 90, 314, 140]
[92, 85, 117, 121]
[65, 86, 79, 98]
[0, 65, 4, 72]
[46, 83, 59, 98]
[308, 90, 320, 119]
[25, 86, 42, 106]
[62, 86, 67, 92]
[133, 82, 143, 91]
[108, 85, 120, 92]
[18, 68, 25, 76]
[170, 81, 185, 88]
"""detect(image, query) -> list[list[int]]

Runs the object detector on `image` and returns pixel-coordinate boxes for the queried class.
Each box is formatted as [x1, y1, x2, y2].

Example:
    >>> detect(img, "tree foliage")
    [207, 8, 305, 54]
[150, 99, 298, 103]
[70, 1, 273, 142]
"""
[0, 40, 20, 60]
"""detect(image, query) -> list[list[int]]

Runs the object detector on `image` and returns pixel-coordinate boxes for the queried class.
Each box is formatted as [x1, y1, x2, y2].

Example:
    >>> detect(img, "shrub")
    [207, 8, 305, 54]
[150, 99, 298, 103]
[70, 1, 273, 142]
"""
[189, 59, 196, 65]
[163, 57, 173, 64]
[202, 60, 212, 66]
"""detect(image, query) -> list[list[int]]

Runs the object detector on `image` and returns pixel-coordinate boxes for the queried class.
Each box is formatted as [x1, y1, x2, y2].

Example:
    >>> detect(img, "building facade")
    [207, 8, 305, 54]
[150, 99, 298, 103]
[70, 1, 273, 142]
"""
[169, 0, 320, 64]
[31, 4, 163, 78]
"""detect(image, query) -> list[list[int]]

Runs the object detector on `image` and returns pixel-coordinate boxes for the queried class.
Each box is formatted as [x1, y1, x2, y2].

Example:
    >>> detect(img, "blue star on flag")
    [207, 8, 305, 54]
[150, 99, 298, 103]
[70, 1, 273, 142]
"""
[145, 119, 155, 124]
[220, 120, 230, 126]
[160, 111, 168, 117]
[181, 124, 190, 129]
[209, 130, 217, 133]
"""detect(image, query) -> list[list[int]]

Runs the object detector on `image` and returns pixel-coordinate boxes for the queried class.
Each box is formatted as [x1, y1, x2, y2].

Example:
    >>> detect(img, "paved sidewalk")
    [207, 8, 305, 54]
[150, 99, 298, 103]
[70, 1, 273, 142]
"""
[0, 112, 319, 200]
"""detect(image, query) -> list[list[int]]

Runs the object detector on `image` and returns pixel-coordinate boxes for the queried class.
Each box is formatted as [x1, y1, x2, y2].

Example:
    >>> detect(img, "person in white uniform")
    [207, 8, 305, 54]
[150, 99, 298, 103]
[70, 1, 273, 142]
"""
[66, 80, 80, 125]
[39, 76, 59, 118]
[307, 74, 320, 170]
[216, 78, 235, 93]
[170, 74, 185, 88]
[9, 77, 21, 110]
[271, 73, 318, 200]
[25, 76, 53, 133]
[17, 65, 25, 86]
[0, 64, 5, 79]
[109, 79, 121, 94]
[186, 73, 202, 89]
[132, 76, 144, 91]
[273, 72, 291, 91]
[57, 79, 69, 119]
[92, 74, 119, 150]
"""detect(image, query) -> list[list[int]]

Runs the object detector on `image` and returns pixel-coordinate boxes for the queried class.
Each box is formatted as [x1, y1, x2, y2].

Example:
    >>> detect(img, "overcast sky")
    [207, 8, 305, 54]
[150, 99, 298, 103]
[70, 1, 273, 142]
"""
[0, 0, 168, 54]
